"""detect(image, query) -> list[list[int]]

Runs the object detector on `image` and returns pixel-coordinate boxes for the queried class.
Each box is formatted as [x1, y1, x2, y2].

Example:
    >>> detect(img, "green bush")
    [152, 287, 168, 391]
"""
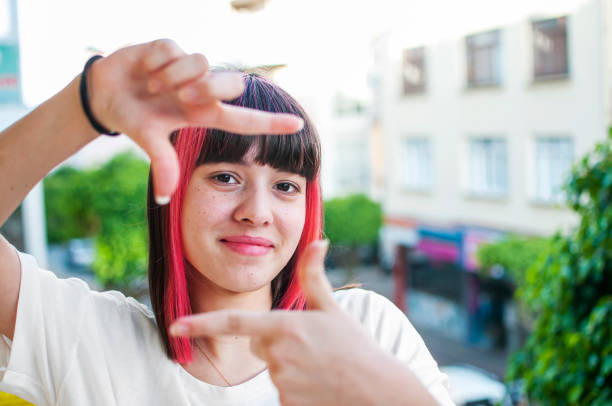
[323, 193, 382, 246]
[507, 136, 612, 405]
[44, 166, 98, 243]
[476, 235, 552, 286]
[44, 152, 149, 290]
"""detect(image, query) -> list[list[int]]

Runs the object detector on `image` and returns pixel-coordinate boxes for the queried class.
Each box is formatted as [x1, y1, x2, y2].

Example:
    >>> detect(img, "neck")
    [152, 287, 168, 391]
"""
[186, 264, 272, 358]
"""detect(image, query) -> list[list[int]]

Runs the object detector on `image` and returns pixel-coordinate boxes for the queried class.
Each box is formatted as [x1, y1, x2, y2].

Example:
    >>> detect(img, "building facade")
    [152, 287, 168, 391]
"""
[374, 0, 611, 348]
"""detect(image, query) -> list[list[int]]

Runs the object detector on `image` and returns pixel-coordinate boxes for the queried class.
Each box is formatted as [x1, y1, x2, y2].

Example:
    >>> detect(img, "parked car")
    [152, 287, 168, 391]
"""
[440, 364, 506, 406]
[67, 238, 95, 268]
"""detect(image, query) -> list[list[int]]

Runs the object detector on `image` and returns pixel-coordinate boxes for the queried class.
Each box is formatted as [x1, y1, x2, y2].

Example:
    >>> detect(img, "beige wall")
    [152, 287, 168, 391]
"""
[379, 0, 608, 237]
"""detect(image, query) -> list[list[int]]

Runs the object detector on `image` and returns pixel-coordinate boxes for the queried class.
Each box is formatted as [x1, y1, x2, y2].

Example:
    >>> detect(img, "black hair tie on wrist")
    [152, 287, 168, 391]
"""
[80, 55, 120, 136]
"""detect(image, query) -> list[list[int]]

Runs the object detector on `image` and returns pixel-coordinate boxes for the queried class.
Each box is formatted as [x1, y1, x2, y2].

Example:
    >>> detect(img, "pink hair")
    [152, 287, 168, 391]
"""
[164, 128, 322, 364]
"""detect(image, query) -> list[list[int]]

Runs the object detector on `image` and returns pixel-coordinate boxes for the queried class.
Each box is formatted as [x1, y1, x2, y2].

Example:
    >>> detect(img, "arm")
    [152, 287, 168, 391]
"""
[0, 39, 304, 340]
[0, 75, 98, 340]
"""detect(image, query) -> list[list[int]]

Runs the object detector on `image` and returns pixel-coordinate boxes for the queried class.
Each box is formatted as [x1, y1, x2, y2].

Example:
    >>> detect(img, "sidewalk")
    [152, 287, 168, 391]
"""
[327, 266, 510, 380]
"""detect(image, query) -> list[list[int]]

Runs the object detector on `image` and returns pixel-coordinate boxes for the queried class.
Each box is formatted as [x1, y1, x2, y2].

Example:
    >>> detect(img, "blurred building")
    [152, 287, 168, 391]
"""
[0, 0, 46, 265]
[373, 0, 611, 348]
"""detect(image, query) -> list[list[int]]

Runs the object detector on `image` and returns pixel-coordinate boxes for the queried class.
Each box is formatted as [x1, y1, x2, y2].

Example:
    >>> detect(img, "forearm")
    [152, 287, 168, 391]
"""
[0, 75, 99, 226]
[375, 355, 441, 406]
[344, 350, 441, 406]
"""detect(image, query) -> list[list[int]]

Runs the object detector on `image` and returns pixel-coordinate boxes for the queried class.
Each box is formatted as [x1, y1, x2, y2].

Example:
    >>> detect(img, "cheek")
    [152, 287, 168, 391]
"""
[182, 186, 231, 238]
[279, 202, 306, 247]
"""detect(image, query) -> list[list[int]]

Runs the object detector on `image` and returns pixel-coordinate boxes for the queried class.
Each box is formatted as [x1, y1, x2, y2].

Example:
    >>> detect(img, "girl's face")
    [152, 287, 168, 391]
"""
[181, 148, 307, 295]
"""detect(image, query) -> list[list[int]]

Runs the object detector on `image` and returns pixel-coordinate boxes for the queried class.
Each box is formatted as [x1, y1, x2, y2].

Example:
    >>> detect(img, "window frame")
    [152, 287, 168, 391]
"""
[468, 137, 508, 198]
[465, 29, 502, 88]
[534, 136, 573, 204]
[401, 47, 426, 95]
[532, 16, 570, 80]
[401, 137, 433, 191]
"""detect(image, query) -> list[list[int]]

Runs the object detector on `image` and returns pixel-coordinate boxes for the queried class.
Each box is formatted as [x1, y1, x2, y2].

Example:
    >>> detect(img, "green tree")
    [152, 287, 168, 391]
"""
[323, 194, 382, 278]
[324, 193, 382, 246]
[90, 153, 149, 291]
[476, 235, 551, 288]
[44, 152, 150, 293]
[44, 166, 98, 243]
[507, 136, 612, 405]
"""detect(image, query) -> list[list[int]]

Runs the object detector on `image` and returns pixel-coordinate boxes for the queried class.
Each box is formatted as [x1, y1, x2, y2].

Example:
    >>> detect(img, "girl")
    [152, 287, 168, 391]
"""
[0, 39, 453, 405]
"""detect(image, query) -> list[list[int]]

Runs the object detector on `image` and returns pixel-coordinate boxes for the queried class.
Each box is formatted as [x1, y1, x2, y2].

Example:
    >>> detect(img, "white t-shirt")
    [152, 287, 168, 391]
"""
[0, 250, 454, 406]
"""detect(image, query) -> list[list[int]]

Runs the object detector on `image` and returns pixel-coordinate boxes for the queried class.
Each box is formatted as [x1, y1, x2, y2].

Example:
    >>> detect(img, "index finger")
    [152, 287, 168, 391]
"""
[192, 102, 304, 135]
[170, 310, 285, 338]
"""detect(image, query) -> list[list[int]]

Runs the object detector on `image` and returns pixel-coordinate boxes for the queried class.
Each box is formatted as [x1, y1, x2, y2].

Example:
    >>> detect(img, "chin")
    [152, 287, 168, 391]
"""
[216, 265, 279, 293]
[218, 277, 274, 294]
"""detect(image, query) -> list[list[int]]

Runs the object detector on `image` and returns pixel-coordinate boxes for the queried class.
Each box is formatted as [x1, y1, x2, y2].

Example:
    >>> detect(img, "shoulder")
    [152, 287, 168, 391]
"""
[332, 287, 403, 325]
[332, 288, 428, 358]
[332, 288, 418, 343]
[17, 250, 156, 335]
[333, 288, 453, 405]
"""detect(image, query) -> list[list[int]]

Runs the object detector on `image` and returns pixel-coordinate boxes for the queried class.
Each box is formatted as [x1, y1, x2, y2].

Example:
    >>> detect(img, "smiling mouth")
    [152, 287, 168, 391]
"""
[220, 237, 274, 256]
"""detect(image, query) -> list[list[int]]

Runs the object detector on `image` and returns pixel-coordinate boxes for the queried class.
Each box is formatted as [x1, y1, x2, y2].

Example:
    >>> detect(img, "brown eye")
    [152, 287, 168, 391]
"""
[276, 182, 298, 193]
[213, 173, 237, 184]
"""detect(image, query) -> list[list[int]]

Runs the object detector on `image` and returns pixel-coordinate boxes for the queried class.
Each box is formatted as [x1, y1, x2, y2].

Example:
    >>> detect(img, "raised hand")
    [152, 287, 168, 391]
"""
[169, 240, 398, 406]
[87, 39, 304, 203]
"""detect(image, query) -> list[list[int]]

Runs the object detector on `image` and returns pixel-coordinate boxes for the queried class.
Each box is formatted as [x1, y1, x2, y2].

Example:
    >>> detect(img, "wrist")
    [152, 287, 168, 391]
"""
[374, 353, 439, 406]
[64, 75, 102, 143]
[83, 56, 120, 136]
[339, 349, 439, 406]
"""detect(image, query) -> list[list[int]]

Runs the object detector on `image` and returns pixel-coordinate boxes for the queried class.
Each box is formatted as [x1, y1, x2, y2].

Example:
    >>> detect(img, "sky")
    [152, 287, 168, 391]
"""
[14, 0, 380, 106]
[9, 0, 589, 108]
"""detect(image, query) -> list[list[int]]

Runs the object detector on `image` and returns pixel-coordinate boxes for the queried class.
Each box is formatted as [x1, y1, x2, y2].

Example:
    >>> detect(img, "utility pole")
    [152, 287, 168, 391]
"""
[0, 0, 48, 266]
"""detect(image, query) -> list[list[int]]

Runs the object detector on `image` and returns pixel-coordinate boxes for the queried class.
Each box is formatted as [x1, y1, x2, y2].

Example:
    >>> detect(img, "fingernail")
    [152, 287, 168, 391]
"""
[178, 87, 198, 102]
[314, 239, 329, 255]
[208, 72, 244, 96]
[148, 79, 162, 94]
[296, 117, 305, 131]
[321, 239, 330, 253]
[155, 195, 170, 205]
[169, 323, 190, 337]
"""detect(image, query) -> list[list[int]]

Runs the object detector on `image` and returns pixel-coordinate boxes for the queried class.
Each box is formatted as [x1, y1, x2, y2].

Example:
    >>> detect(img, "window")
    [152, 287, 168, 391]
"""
[402, 138, 432, 189]
[402, 47, 426, 94]
[533, 17, 569, 78]
[469, 138, 507, 197]
[336, 139, 370, 192]
[535, 137, 573, 202]
[466, 29, 502, 87]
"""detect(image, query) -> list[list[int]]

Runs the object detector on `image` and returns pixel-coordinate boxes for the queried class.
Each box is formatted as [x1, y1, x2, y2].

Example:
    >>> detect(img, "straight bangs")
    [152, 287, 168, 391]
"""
[197, 74, 320, 180]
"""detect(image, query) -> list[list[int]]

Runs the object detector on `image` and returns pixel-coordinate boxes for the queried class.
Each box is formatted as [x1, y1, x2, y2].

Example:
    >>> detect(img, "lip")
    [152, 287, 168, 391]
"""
[220, 235, 275, 256]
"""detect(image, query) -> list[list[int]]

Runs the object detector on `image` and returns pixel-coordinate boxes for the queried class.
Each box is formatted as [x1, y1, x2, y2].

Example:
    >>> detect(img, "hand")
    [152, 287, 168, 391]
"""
[170, 240, 391, 406]
[87, 39, 303, 202]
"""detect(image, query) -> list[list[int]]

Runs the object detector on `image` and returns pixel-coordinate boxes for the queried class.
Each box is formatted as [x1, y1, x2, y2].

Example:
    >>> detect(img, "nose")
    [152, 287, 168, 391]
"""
[232, 184, 273, 227]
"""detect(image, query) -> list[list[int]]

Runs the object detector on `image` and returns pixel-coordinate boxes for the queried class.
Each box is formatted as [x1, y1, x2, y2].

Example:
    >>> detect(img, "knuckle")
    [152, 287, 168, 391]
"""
[275, 316, 295, 336]
[153, 38, 179, 55]
[190, 53, 209, 72]
[196, 78, 213, 95]
[268, 360, 282, 376]
[268, 344, 285, 362]
[226, 313, 243, 332]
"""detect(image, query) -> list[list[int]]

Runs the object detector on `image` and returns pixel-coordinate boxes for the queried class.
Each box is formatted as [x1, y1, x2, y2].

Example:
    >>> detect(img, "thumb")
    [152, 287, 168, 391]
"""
[146, 135, 180, 205]
[298, 240, 337, 311]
